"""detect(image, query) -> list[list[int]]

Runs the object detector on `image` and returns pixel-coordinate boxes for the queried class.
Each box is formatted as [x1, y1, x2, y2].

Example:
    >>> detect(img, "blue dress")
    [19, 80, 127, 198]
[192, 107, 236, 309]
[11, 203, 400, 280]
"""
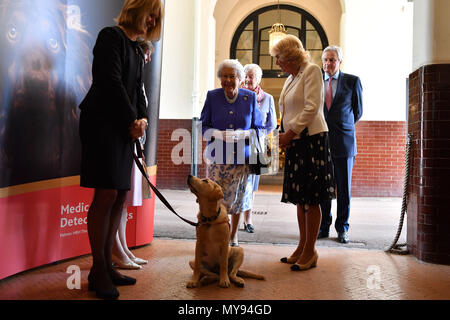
[200, 88, 264, 214]
[200, 88, 264, 165]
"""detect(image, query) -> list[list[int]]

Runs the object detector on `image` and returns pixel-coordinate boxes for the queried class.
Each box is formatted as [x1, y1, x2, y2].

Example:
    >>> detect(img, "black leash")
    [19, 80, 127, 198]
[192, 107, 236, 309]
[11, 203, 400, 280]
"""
[132, 140, 198, 227]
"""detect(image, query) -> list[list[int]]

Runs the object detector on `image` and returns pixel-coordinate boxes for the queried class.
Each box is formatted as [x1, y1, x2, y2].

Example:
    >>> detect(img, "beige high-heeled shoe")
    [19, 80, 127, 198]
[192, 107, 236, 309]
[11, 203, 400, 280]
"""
[290, 250, 318, 271]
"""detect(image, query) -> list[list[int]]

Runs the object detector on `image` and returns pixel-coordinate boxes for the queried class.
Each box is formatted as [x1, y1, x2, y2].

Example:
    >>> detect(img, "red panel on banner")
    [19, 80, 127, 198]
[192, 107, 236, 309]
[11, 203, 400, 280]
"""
[0, 174, 155, 280]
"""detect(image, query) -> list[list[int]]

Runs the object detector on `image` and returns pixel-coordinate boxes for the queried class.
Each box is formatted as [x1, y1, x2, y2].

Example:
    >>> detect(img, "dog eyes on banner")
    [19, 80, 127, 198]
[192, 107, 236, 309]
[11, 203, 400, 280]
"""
[0, 0, 93, 188]
[7, 25, 20, 43]
[48, 37, 60, 53]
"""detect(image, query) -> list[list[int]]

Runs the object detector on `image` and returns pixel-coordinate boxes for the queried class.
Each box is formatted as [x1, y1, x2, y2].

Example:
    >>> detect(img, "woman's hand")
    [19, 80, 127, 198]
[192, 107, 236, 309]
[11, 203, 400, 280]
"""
[129, 119, 148, 140]
[279, 130, 296, 149]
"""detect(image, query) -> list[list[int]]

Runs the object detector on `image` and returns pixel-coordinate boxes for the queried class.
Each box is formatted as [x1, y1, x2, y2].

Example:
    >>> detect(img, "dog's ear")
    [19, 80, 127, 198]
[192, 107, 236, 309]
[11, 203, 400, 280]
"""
[212, 185, 224, 200]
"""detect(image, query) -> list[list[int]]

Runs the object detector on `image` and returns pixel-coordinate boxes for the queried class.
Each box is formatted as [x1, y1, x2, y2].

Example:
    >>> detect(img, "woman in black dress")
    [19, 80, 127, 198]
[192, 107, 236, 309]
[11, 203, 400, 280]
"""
[78, 0, 164, 299]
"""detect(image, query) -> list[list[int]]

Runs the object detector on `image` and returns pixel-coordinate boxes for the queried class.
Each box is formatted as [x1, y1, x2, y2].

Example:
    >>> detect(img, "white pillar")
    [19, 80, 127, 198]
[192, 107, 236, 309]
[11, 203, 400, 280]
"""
[192, 0, 202, 117]
[412, 0, 450, 69]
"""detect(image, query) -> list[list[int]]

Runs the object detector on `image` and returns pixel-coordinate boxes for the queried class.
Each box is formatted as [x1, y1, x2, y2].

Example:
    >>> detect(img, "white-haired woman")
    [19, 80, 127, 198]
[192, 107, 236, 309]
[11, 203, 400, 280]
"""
[200, 59, 264, 247]
[270, 35, 336, 271]
[242, 64, 277, 233]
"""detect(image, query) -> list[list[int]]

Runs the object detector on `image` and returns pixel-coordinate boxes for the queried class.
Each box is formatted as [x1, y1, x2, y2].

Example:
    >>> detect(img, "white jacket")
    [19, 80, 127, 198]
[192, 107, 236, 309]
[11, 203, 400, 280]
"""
[279, 62, 328, 138]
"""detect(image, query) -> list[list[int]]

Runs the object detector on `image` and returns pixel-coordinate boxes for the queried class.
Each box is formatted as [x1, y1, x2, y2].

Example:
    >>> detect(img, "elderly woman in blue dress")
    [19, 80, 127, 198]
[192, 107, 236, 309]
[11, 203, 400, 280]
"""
[241, 64, 277, 233]
[200, 59, 264, 247]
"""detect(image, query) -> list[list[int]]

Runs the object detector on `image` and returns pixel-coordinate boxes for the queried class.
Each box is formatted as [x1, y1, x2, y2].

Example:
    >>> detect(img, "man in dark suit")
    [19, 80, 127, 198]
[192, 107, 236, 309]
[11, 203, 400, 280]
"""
[319, 46, 363, 243]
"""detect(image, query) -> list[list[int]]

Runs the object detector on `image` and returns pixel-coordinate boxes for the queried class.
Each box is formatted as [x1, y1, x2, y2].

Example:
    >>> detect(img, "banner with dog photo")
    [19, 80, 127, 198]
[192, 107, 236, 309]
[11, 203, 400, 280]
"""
[0, 0, 161, 280]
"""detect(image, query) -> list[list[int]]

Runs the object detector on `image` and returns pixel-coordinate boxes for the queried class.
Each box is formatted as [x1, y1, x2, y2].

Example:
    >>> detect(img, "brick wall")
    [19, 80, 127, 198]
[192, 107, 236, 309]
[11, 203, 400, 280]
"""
[156, 119, 206, 189]
[407, 64, 450, 265]
[353, 121, 407, 197]
[156, 119, 407, 196]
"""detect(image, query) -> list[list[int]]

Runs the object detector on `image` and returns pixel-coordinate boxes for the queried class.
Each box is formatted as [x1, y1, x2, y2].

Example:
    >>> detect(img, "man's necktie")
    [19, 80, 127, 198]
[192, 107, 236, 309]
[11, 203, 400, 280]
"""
[326, 77, 333, 110]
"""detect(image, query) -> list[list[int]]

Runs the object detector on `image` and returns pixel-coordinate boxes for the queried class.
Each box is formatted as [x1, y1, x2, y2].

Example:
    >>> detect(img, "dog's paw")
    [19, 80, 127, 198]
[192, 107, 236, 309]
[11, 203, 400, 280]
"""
[233, 276, 245, 288]
[219, 278, 230, 288]
[186, 280, 199, 288]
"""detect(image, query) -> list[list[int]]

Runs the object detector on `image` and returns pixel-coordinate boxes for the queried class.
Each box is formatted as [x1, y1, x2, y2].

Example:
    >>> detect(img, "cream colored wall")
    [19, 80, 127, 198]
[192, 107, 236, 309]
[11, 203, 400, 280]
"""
[159, 0, 216, 119]
[159, 0, 413, 122]
[413, 0, 450, 69]
[159, 0, 195, 119]
[341, 0, 412, 121]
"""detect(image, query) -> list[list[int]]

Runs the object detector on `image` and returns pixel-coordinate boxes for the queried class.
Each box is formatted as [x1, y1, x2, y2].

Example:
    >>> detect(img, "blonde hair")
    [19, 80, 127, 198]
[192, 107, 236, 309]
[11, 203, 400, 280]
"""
[115, 0, 164, 41]
[269, 35, 310, 65]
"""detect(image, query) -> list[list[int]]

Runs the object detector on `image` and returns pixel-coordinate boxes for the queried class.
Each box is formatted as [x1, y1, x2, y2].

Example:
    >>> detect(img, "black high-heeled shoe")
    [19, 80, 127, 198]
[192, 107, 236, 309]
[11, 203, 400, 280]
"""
[88, 273, 119, 300]
[109, 270, 137, 286]
[243, 222, 255, 233]
[111, 274, 136, 286]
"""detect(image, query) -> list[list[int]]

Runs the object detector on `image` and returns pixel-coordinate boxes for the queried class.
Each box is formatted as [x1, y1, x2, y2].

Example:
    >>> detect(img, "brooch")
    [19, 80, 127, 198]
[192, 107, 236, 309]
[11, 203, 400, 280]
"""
[243, 95, 248, 101]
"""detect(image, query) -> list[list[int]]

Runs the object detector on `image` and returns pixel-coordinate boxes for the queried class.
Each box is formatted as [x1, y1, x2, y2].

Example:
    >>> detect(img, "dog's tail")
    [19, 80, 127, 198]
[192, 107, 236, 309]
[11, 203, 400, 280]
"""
[237, 269, 265, 280]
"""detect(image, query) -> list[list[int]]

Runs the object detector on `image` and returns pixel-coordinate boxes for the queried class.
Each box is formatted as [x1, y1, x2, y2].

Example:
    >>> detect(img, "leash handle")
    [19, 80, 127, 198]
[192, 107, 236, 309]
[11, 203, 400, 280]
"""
[131, 141, 198, 227]
[135, 140, 144, 158]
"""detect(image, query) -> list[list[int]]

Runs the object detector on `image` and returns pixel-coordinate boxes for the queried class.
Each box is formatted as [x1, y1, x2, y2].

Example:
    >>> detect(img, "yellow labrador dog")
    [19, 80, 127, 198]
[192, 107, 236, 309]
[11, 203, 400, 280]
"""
[186, 175, 265, 288]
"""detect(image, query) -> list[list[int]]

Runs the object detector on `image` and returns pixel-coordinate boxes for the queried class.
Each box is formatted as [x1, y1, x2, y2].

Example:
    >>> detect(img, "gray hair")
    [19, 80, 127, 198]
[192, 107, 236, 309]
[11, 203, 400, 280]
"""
[217, 59, 245, 83]
[243, 64, 263, 85]
[322, 46, 343, 61]
[137, 38, 154, 54]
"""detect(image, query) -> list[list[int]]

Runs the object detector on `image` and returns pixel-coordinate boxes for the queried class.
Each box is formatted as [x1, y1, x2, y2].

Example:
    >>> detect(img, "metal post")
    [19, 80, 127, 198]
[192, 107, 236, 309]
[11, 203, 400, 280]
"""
[191, 117, 200, 176]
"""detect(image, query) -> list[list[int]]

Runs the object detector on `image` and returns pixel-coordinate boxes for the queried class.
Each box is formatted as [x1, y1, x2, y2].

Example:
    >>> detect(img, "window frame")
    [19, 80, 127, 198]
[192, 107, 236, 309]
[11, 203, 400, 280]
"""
[230, 4, 329, 78]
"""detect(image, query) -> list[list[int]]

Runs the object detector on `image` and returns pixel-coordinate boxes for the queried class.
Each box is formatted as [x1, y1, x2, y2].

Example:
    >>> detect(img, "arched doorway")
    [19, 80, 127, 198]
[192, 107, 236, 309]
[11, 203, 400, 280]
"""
[229, 4, 329, 180]
[230, 4, 328, 77]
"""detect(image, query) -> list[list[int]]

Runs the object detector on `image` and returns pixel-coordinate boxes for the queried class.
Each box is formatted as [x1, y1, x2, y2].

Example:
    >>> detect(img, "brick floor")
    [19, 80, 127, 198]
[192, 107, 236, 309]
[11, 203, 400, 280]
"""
[1, 239, 449, 300]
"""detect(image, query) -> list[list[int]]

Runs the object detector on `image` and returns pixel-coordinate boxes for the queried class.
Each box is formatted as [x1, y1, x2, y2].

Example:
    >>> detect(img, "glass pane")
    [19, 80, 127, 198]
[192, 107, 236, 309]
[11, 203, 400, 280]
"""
[306, 21, 314, 30]
[260, 28, 269, 41]
[309, 50, 323, 67]
[260, 40, 269, 55]
[259, 9, 277, 29]
[280, 9, 301, 27]
[245, 21, 253, 31]
[236, 50, 253, 66]
[237, 30, 253, 49]
[259, 55, 272, 70]
[306, 30, 321, 49]
[286, 27, 299, 37]
[259, 9, 301, 29]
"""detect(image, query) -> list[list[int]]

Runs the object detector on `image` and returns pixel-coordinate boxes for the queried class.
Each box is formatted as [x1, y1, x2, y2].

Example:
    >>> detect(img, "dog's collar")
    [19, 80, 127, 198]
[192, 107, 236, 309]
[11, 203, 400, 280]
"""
[200, 206, 221, 224]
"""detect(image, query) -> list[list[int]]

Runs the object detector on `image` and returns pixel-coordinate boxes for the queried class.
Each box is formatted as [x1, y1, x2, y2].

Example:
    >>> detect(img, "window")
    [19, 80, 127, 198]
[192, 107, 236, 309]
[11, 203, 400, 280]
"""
[231, 5, 328, 78]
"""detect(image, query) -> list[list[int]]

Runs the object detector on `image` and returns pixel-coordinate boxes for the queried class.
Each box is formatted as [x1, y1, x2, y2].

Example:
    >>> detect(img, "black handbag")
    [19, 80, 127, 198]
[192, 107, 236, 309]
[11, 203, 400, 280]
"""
[249, 129, 270, 175]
